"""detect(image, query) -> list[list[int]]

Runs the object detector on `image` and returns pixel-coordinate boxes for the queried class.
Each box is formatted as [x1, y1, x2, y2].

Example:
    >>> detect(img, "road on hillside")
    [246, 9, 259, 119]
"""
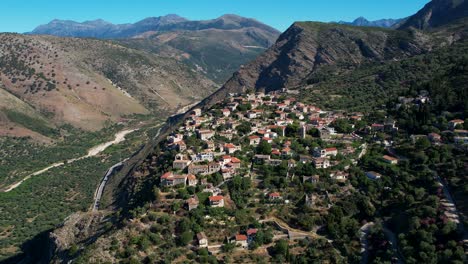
[92, 161, 126, 211]
[91, 126, 163, 211]
[3, 128, 138, 193]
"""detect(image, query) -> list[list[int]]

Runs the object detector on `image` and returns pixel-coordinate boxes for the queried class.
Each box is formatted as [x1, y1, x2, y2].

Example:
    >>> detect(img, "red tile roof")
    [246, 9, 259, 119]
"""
[161, 172, 173, 179]
[269, 192, 281, 198]
[209, 195, 224, 202]
[235, 234, 248, 241]
[383, 155, 398, 161]
[247, 228, 258, 236]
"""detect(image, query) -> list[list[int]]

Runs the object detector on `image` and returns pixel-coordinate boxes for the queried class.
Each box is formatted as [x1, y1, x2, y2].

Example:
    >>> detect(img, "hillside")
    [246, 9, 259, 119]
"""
[188, 3, 468, 115]
[398, 0, 468, 30]
[30, 14, 279, 39]
[338, 17, 403, 28]
[30, 15, 280, 84]
[4, 1, 467, 263]
[118, 26, 277, 83]
[0, 33, 217, 139]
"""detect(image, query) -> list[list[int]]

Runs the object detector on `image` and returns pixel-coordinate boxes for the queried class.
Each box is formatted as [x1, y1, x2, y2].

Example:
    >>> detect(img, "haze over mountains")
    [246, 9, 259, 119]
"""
[338, 17, 403, 28]
[186, 0, 468, 117]
[1, 0, 468, 262]
[0, 14, 280, 142]
[30, 14, 280, 39]
[30, 14, 281, 84]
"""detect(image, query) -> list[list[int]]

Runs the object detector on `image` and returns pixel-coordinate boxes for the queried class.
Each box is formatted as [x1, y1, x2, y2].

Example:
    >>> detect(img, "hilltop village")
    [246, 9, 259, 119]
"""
[119, 89, 466, 263]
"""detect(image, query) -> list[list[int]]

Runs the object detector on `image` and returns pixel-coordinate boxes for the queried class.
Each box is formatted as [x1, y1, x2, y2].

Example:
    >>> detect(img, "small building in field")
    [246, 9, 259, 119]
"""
[173, 159, 191, 170]
[186, 195, 199, 211]
[428, 133, 441, 143]
[235, 234, 248, 248]
[366, 171, 382, 180]
[187, 174, 198, 186]
[209, 195, 225, 207]
[449, 119, 464, 130]
[382, 155, 398, 165]
[248, 135, 261, 145]
[197, 232, 208, 248]
[268, 192, 282, 201]
[313, 157, 330, 169]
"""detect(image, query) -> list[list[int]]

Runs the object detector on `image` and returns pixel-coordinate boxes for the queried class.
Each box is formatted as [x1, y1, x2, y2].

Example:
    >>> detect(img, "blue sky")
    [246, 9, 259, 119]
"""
[2, 0, 430, 33]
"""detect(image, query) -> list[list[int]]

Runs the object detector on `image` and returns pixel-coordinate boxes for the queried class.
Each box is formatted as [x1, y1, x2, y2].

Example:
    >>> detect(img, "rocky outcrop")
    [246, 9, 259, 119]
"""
[398, 0, 468, 30]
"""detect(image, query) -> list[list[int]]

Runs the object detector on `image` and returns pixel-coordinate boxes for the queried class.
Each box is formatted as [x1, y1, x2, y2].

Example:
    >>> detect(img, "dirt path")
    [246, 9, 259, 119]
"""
[2, 129, 138, 193]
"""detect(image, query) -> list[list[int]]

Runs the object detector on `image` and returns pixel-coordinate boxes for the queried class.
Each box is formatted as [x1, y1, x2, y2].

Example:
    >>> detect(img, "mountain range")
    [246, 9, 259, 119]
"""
[30, 14, 279, 39]
[0, 15, 280, 142]
[338, 16, 403, 28]
[1, 0, 468, 262]
[42, 0, 468, 262]
[179, 0, 468, 122]
[30, 14, 280, 84]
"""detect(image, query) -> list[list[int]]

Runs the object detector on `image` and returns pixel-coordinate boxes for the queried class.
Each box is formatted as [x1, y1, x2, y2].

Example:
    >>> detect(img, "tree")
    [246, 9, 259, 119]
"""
[333, 119, 353, 133]
[272, 239, 289, 259]
[256, 140, 272, 155]
[222, 242, 236, 253]
[179, 231, 193, 246]
[286, 123, 300, 137]
[153, 186, 161, 203]
[236, 122, 252, 135]
[415, 137, 431, 150]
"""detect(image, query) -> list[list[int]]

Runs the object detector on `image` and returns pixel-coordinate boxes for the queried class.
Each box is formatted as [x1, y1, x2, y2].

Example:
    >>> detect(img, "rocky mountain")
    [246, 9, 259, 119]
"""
[398, 0, 468, 30]
[30, 14, 279, 39]
[30, 15, 280, 84]
[30, 15, 187, 38]
[189, 0, 468, 115]
[0, 34, 217, 141]
[338, 16, 403, 28]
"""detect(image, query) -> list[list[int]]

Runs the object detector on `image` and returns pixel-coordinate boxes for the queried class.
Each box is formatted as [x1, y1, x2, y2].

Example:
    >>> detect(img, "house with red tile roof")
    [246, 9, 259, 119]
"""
[160, 172, 189, 187]
[186, 195, 199, 211]
[235, 234, 248, 248]
[248, 135, 261, 145]
[209, 195, 225, 207]
[382, 155, 398, 165]
[268, 192, 282, 200]
[449, 119, 464, 130]
[187, 174, 197, 186]
[224, 143, 241, 154]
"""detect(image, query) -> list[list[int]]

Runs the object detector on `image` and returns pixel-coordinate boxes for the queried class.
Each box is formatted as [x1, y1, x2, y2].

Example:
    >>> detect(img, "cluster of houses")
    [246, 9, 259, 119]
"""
[410, 119, 467, 147]
[159, 91, 381, 208]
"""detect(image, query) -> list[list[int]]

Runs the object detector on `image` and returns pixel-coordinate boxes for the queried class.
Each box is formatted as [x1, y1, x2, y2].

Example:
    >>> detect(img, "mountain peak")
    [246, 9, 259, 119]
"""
[338, 17, 402, 28]
[398, 0, 468, 30]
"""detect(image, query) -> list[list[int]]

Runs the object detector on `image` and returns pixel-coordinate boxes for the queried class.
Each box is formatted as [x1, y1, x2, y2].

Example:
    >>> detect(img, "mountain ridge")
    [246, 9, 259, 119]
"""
[29, 14, 280, 39]
[338, 16, 404, 28]
[398, 0, 468, 30]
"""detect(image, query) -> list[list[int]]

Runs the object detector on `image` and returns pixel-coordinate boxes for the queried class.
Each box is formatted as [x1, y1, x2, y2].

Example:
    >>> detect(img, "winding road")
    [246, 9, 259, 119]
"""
[91, 126, 163, 211]
[3, 129, 138, 192]
[359, 222, 403, 264]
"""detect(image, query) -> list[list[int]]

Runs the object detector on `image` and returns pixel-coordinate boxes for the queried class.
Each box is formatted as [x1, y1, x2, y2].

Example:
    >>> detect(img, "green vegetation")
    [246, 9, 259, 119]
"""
[4, 110, 57, 136]
[0, 124, 122, 187]
[301, 40, 468, 111]
[0, 125, 152, 260]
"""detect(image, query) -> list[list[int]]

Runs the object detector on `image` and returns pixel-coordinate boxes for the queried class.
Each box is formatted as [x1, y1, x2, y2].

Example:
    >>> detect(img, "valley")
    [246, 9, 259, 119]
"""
[0, 1, 467, 263]
[3, 128, 138, 193]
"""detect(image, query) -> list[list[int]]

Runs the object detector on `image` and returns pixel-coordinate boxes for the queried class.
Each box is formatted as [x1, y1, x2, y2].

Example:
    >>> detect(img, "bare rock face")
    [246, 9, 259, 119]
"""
[398, 0, 468, 30]
[187, 21, 433, 116]
[48, 211, 106, 263]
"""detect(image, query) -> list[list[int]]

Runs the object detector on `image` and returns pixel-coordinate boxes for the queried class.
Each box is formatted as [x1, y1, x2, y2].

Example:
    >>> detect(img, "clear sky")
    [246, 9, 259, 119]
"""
[2, 0, 430, 33]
